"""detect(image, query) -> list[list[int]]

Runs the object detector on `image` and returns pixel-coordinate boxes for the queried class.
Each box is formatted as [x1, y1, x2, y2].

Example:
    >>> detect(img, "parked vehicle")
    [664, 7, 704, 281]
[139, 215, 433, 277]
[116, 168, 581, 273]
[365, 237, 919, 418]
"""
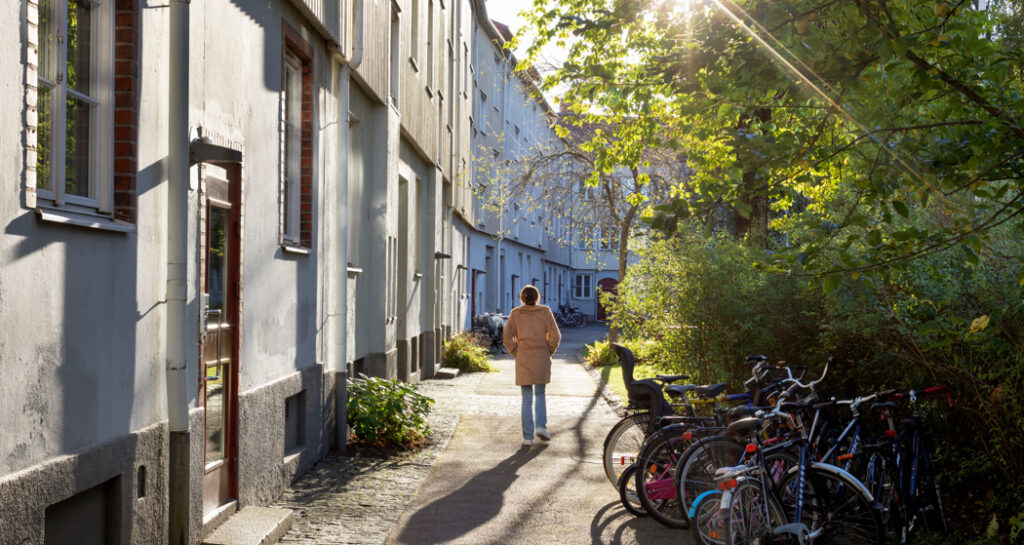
[555, 303, 586, 328]
[470, 313, 506, 354]
[603, 344, 951, 545]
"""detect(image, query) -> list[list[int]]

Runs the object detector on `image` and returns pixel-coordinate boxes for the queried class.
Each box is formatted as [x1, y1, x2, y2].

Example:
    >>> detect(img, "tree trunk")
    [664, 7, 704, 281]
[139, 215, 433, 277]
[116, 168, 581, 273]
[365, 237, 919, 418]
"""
[608, 203, 638, 343]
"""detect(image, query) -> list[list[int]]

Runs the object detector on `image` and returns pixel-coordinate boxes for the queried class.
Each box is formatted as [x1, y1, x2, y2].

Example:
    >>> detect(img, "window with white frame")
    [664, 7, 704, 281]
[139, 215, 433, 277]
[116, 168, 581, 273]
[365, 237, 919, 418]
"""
[35, 0, 114, 212]
[281, 23, 313, 248]
[573, 273, 592, 299]
[282, 52, 302, 244]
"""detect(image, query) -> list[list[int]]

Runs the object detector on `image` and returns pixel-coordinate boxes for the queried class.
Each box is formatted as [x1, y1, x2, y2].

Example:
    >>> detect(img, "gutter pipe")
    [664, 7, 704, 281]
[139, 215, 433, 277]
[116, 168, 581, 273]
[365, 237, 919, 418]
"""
[167, 0, 190, 543]
[331, 0, 364, 453]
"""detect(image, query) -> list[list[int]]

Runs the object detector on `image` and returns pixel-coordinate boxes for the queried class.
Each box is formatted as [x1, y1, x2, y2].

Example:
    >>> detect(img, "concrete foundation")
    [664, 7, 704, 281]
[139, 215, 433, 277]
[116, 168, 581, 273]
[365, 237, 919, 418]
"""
[419, 330, 436, 380]
[236, 364, 326, 508]
[396, 338, 411, 382]
[361, 350, 396, 380]
[0, 422, 166, 545]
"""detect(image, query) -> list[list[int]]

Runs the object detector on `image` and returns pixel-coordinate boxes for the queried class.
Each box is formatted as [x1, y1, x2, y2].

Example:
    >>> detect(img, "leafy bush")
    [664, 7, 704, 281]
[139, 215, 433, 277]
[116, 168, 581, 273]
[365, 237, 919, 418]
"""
[609, 223, 1024, 537]
[346, 375, 433, 449]
[441, 332, 495, 373]
[584, 338, 665, 368]
[583, 340, 617, 366]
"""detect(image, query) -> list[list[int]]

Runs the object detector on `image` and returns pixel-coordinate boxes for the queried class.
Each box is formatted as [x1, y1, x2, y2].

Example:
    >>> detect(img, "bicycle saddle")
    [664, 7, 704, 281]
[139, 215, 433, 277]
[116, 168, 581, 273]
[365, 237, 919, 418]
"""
[664, 384, 697, 397]
[871, 401, 897, 412]
[694, 382, 728, 399]
[725, 405, 759, 421]
[725, 416, 762, 438]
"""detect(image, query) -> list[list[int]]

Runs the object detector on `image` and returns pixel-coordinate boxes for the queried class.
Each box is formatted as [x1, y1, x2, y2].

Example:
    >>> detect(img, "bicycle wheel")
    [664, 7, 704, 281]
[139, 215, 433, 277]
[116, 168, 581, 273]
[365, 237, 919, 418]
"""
[635, 432, 692, 528]
[690, 490, 727, 545]
[618, 464, 648, 518]
[780, 465, 884, 545]
[861, 450, 904, 541]
[724, 480, 787, 545]
[602, 413, 650, 488]
[915, 437, 948, 535]
[675, 436, 745, 522]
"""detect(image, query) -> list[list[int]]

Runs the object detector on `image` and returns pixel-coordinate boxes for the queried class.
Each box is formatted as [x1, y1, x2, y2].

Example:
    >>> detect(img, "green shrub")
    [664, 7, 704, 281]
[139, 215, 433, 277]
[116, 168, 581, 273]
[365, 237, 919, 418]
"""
[346, 375, 433, 448]
[583, 340, 617, 366]
[609, 221, 1024, 538]
[441, 332, 495, 373]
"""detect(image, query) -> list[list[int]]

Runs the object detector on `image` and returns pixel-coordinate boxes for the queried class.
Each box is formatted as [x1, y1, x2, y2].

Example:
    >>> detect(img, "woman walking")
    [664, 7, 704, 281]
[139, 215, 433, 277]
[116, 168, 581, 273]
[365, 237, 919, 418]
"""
[503, 285, 561, 446]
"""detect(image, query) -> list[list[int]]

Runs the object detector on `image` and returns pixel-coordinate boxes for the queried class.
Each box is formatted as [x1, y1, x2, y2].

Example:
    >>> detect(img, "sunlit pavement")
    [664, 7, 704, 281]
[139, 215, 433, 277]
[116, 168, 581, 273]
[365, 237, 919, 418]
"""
[384, 322, 691, 545]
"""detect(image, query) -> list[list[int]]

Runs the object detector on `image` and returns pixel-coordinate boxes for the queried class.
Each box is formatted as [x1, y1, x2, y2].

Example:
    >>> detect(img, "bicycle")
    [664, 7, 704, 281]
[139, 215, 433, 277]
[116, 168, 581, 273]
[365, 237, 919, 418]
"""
[706, 360, 886, 545]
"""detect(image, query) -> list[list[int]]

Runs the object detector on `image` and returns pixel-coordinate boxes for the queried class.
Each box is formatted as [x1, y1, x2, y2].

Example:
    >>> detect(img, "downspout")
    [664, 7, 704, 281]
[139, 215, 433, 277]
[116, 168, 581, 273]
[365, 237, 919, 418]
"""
[167, 0, 190, 543]
[332, 0, 363, 453]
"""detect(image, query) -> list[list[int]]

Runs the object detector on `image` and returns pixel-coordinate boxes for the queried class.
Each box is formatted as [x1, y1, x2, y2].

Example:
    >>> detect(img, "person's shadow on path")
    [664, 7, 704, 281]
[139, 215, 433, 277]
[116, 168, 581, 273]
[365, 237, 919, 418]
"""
[396, 444, 547, 544]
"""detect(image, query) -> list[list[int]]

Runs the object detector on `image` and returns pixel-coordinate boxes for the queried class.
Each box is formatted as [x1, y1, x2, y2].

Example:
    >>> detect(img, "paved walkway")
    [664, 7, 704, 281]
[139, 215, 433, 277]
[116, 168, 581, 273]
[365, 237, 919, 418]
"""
[273, 324, 685, 544]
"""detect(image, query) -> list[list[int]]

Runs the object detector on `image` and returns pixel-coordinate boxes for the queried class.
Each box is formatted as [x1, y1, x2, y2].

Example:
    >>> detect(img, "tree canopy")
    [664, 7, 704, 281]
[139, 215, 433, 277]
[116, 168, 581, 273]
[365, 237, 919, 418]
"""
[516, 0, 1024, 280]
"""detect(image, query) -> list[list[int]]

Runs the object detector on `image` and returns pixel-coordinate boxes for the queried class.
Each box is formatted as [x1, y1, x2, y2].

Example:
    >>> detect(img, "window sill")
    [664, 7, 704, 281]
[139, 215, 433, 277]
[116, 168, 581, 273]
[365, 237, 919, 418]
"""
[347, 266, 363, 275]
[281, 243, 311, 255]
[425, 86, 434, 98]
[35, 206, 134, 233]
[408, 57, 420, 72]
[413, 272, 423, 280]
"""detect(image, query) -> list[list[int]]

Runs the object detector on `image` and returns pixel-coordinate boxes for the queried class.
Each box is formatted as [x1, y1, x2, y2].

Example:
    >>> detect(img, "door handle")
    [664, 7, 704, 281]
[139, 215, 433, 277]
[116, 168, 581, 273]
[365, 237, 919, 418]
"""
[205, 308, 224, 381]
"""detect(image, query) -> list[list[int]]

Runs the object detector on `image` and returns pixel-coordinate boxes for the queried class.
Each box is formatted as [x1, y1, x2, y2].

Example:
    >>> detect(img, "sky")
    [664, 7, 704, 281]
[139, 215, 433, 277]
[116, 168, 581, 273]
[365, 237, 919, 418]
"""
[484, 0, 569, 102]
[484, 0, 533, 50]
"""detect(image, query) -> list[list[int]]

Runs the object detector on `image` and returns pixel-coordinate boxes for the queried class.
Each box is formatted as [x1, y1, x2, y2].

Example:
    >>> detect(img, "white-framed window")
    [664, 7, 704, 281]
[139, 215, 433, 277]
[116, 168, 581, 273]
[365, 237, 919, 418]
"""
[282, 51, 303, 244]
[390, 4, 400, 105]
[573, 273, 593, 299]
[35, 0, 114, 212]
[410, 0, 420, 68]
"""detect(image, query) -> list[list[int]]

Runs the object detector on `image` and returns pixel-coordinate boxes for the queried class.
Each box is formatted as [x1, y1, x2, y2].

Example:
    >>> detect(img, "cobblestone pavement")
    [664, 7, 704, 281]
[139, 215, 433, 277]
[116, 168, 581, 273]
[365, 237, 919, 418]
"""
[272, 370, 488, 545]
[272, 324, 619, 545]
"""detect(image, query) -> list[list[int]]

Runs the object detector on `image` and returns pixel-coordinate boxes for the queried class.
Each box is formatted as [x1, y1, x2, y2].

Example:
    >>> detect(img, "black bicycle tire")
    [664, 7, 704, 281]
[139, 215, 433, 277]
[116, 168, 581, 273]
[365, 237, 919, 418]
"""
[779, 465, 885, 545]
[618, 464, 649, 518]
[602, 413, 650, 488]
[690, 489, 726, 545]
[724, 480, 787, 545]
[674, 435, 746, 522]
[635, 432, 692, 528]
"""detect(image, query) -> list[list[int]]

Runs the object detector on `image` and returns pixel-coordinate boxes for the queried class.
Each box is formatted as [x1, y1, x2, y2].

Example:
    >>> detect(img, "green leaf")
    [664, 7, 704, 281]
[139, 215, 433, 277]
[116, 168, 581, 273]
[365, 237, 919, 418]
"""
[892, 200, 909, 218]
[866, 230, 882, 247]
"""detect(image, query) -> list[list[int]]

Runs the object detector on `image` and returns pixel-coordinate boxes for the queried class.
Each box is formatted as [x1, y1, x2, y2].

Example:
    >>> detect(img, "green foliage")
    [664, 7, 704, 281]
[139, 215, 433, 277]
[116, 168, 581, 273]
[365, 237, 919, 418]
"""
[583, 340, 618, 366]
[346, 375, 434, 449]
[441, 332, 496, 373]
[609, 224, 1024, 537]
[519, 0, 1024, 276]
[607, 230, 822, 385]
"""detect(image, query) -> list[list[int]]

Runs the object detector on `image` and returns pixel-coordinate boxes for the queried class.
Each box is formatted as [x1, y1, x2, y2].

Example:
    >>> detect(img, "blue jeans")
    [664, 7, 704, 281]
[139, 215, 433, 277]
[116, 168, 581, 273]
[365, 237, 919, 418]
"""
[521, 384, 547, 440]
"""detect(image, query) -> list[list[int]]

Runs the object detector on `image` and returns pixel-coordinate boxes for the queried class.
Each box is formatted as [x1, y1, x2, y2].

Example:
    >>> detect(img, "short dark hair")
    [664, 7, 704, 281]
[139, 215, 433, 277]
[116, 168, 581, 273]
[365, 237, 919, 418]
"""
[520, 285, 540, 305]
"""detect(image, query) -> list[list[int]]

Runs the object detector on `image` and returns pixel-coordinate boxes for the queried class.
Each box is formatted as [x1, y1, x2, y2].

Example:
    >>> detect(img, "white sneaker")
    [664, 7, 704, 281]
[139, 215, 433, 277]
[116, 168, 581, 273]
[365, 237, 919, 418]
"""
[536, 428, 551, 441]
[523, 439, 533, 446]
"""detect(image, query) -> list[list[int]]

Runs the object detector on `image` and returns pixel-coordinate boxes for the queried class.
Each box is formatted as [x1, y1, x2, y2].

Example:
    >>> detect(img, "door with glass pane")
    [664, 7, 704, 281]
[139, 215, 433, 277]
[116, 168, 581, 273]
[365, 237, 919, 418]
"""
[201, 171, 240, 514]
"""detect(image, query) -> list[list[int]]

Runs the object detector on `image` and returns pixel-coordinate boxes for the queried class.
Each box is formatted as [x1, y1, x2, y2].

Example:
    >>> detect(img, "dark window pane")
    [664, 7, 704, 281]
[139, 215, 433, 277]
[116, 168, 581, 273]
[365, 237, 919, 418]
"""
[66, 0, 92, 95]
[38, 0, 56, 81]
[37, 85, 52, 190]
[65, 95, 91, 197]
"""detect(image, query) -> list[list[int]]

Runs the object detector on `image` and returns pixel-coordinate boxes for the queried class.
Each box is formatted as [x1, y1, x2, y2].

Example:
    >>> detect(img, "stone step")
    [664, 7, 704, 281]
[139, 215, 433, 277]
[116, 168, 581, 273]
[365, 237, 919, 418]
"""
[202, 506, 294, 545]
[434, 367, 461, 379]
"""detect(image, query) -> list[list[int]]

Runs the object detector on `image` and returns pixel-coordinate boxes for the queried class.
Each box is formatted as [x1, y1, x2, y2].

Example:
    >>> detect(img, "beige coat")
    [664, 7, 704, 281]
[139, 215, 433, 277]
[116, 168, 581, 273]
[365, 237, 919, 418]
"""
[503, 304, 562, 386]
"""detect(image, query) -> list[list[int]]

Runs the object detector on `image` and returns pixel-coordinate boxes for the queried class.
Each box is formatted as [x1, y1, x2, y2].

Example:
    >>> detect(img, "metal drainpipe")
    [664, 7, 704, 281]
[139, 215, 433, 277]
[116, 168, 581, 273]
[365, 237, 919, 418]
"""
[332, 0, 363, 453]
[167, 0, 190, 543]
